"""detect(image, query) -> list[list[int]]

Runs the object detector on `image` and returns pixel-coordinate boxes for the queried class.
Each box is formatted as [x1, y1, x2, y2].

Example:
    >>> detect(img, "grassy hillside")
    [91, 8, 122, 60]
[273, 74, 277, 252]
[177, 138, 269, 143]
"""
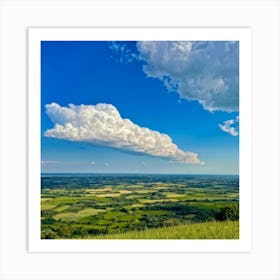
[88, 220, 239, 239]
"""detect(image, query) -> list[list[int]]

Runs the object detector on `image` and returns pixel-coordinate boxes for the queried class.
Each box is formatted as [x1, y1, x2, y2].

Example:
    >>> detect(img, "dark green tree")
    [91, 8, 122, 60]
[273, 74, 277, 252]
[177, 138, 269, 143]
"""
[215, 205, 239, 221]
[41, 229, 58, 239]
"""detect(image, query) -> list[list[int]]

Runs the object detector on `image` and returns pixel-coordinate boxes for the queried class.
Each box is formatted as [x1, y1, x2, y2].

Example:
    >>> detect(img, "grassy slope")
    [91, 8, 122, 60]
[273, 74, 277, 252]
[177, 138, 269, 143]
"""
[87, 220, 239, 239]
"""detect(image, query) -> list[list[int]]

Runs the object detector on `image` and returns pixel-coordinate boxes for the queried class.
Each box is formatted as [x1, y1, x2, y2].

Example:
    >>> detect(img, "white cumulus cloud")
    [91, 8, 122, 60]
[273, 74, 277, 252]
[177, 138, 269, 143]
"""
[44, 103, 203, 165]
[137, 41, 239, 112]
[219, 116, 239, 136]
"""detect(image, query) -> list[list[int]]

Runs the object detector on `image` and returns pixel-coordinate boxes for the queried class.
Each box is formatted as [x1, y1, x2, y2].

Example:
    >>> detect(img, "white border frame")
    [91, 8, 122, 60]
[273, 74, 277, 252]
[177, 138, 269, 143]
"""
[1, 1, 279, 279]
[28, 27, 252, 253]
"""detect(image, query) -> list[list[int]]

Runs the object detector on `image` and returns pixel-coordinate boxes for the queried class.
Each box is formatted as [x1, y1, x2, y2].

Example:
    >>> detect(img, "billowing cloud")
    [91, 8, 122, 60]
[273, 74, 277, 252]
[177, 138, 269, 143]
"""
[218, 116, 239, 136]
[44, 103, 203, 165]
[137, 41, 239, 112]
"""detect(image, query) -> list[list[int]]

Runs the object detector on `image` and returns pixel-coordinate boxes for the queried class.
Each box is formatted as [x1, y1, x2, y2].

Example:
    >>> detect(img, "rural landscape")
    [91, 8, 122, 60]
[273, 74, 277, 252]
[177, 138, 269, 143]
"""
[41, 41, 239, 239]
[41, 174, 239, 239]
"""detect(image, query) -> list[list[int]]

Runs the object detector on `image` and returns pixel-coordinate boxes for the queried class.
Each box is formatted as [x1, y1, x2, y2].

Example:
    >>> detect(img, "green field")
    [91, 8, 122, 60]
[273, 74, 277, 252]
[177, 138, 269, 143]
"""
[41, 174, 239, 239]
[91, 220, 239, 239]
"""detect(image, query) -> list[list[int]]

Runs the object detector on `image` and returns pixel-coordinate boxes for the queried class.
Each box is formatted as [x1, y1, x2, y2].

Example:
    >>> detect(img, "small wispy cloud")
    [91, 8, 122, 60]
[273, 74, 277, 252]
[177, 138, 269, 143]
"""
[44, 103, 203, 165]
[41, 160, 61, 165]
[219, 116, 239, 136]
[109, 41, 138, 64]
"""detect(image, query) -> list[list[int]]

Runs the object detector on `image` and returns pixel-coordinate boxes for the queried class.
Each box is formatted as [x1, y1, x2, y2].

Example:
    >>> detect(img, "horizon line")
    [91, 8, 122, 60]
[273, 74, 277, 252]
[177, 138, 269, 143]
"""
[41, 172, 239, 176]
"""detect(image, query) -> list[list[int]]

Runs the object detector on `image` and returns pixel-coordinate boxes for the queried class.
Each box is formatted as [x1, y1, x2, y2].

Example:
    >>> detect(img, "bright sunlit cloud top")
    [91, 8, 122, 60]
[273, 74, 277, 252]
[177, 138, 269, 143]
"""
[44, 103, 204, 165]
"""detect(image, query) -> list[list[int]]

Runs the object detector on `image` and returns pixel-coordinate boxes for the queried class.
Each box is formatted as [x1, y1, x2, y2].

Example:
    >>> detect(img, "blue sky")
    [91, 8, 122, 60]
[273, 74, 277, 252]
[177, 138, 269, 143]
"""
[41, 41, 239, 174]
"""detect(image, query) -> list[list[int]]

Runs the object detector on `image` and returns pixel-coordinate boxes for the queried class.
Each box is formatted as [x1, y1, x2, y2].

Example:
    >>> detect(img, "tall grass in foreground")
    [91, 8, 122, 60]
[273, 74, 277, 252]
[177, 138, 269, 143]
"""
[88, 221, 239, 239]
